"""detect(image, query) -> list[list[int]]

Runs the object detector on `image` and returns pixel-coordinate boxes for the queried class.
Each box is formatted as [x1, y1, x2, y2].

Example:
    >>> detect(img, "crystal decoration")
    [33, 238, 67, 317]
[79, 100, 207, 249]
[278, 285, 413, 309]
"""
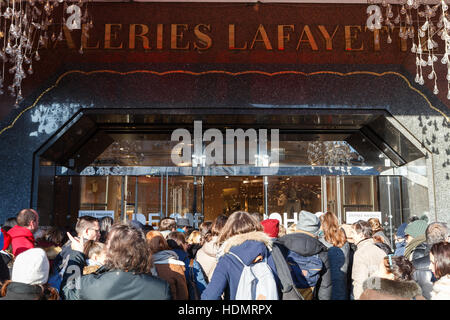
[0, 0, 92, 107]
[367, 0, 450, 98]
[307, 141, 363, 166]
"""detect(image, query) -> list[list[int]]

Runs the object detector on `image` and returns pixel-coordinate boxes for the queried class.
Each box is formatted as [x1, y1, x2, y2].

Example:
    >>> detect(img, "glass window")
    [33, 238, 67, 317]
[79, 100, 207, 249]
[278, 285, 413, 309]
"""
[203, 176, 263, 220]
[267, 176, 322, 217]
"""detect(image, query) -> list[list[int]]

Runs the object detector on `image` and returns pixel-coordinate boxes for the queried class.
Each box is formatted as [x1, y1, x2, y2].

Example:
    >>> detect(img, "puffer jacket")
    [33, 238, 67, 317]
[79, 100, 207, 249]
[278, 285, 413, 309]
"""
[359, 277, 425, 300]
[275, 231, 332, 300]
[61, 250, 172, 300]
[320, 238, 351, 300]
[412, 254, 436, 300]
[352, 238, 386, 300]
[201, 231, 280, 300]
[430, 275, 450, 300]
[196, 236, 220, 281]
[7, 225, 35, 256]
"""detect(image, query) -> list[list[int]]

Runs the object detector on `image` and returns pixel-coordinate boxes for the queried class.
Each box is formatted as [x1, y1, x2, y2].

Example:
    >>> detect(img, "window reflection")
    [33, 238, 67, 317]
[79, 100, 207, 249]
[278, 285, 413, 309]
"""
[267, 177, 322, 217]
[203, 177, 263, 221]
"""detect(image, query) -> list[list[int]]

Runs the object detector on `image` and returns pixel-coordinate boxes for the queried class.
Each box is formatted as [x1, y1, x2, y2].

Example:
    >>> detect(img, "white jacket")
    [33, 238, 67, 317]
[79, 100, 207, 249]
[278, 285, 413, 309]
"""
[431, 275, 450, 300]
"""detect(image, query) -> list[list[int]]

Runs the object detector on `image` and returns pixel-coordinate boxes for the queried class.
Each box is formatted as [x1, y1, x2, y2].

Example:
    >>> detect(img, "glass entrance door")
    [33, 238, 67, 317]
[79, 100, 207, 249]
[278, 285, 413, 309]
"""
[54, 173, 383, 228]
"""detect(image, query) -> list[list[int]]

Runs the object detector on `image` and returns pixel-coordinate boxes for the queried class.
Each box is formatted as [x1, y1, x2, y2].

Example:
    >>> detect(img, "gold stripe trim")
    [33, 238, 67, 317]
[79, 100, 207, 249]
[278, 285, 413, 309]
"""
[0, 69, 448, 136]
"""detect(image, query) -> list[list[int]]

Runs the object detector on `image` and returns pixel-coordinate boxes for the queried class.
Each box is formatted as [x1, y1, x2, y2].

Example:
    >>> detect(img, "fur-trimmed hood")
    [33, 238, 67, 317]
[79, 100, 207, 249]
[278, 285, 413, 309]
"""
[362, 277, 423, 300]
[431, 275, 450, 300]
[218, 231, 272, 266]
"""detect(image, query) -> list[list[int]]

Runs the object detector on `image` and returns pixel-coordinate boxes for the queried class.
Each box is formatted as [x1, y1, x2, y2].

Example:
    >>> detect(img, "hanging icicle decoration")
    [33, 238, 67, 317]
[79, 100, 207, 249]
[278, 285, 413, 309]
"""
[367, 0, 450, 99]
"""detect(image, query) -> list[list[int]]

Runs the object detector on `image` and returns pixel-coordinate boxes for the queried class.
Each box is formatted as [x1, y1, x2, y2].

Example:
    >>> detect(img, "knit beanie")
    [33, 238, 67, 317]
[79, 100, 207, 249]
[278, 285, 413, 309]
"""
[261, 219, 280, 238]
[12, 248, 49, 285]
[296, 210, 321, 236]
[405, 220, 428, 239]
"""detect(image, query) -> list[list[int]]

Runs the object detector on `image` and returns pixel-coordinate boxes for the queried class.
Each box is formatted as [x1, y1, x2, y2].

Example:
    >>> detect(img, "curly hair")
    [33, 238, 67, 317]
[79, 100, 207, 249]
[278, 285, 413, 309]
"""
[383, 255, 415, 281]
[104, 223, 152, 274]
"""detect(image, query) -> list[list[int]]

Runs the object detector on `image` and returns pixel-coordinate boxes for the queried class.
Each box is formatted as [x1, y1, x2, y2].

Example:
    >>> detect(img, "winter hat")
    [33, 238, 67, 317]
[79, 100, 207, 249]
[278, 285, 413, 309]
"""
[396, 223, 408, 238]
[296, 210, 321, 235]
[261, 219, 279, 238]
[405, 220, 428, 239]
[128, 220, 144, 230]
[12, 248, 49, 285]
[0, 228, 11, 251]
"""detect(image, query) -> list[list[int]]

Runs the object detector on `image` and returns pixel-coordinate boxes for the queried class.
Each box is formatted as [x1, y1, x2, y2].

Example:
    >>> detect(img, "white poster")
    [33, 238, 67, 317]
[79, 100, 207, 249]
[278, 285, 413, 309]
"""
[346, 211, 382, 224]
[78, 210, 115, 220]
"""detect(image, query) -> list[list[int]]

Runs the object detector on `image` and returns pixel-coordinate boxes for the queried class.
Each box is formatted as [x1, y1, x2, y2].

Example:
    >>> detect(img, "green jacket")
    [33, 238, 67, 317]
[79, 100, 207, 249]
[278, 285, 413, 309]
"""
[61, 250, 172, 300]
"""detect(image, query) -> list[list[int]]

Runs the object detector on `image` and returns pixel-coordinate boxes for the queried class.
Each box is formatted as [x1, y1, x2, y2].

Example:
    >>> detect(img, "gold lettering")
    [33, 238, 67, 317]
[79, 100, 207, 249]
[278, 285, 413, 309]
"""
[345, 25, 363, 51]
[193, 24, 212, 50]
[129, 24, 150, 50]
[296, 25, 318, 51]
[317, 25, 339, 51]
[364, 25, 387, 51]
[105, 24, 123, 49]
[278, 25, 294, 51]
[157, 24, 163, 50]
[82, 24, 99, 49]
[171, 24, 189, 50]
[250, 24, 273, 50]
[228, 24, 247, 50]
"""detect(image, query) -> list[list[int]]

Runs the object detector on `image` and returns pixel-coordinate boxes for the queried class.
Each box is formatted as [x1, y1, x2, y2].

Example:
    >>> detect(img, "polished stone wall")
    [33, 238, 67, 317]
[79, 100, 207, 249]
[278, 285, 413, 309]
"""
[0, 63, 448, 225]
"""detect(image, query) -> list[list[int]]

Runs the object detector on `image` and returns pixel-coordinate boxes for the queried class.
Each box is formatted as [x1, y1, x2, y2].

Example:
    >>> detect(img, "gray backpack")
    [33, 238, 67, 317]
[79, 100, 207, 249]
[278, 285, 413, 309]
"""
[228, 251, 279, 300]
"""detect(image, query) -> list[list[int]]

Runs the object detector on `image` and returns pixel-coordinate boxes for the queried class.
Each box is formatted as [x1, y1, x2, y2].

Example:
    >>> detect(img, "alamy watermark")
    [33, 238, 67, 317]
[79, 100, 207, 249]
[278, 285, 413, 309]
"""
[170, 121, 280, 174]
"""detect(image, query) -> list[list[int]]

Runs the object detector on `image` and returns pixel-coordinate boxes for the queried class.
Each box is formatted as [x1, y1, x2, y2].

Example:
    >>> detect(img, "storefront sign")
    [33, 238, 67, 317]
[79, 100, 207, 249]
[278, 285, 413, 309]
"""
[78, 210, 115, 219]
[58, 23, 410, 53]
[345, 211, 382, 224]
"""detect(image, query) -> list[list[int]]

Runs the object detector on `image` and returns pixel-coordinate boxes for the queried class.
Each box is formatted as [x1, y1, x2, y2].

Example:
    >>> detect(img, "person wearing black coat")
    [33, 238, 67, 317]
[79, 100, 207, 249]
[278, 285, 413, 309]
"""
[272, 211, 332, 300]
[412, 254, 436, 300]
[274, 231, 332, 300]
[411, 222, 449, 299]
[61, 223, 172, 300]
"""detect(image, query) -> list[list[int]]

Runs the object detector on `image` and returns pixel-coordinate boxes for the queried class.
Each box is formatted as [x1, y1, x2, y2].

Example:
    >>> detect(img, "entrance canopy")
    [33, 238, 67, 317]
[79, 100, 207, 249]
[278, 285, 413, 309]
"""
[38, 109, 424, 176]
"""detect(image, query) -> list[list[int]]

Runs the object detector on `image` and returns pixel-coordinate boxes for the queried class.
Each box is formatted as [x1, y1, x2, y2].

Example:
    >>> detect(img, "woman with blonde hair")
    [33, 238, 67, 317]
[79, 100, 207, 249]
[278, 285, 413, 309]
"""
[201, 211, 280, 300]
[319, 212, 351, 300]
[187, 230, 202, 259]
[146, 230, 189, 300]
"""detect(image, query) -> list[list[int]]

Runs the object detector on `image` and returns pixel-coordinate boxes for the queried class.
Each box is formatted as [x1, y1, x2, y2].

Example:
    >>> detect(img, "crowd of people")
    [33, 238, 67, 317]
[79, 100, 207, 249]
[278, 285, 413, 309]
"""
[0, 208, 449, 300]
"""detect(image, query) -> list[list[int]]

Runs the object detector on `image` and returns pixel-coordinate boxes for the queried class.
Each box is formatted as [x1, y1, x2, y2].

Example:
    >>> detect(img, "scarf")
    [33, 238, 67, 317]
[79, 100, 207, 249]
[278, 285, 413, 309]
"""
[404, 234, 426, 260]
